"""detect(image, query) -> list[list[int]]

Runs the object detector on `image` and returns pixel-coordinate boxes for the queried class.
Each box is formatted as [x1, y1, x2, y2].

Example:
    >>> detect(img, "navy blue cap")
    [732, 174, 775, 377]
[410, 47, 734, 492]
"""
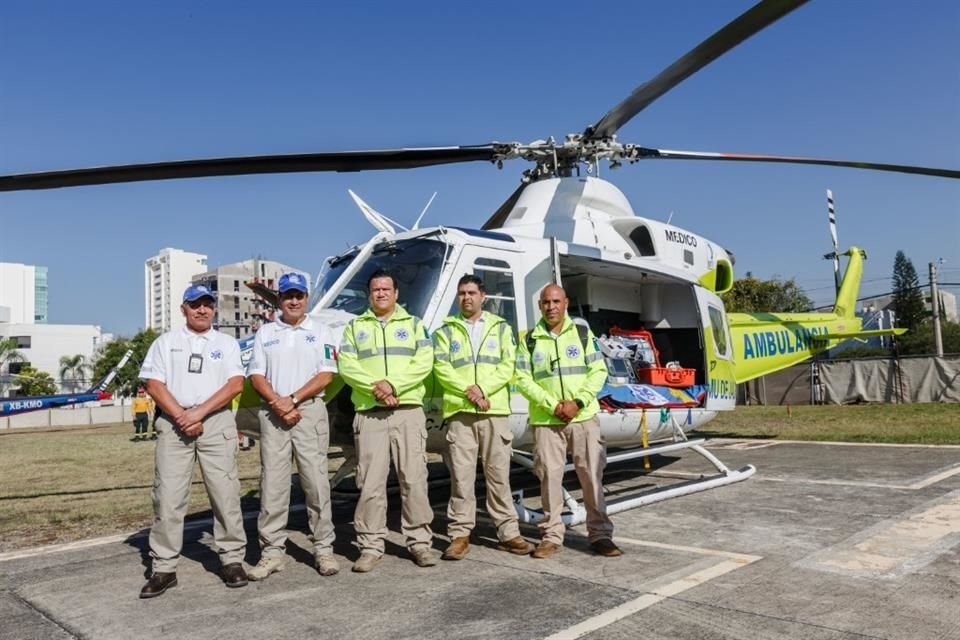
[182, 284, 216, 303]
[278, 272, 308, 294]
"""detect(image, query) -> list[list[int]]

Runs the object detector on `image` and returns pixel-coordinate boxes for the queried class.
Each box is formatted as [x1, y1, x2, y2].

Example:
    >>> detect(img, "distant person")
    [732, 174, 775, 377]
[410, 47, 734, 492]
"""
[432, 274, 533, 560]
[246, 272, 341, 580]
[515, 284, 620, 559]
[131, 387, 154, 442]
[138, 284, 248, 598]
[337, 269, 436, 572]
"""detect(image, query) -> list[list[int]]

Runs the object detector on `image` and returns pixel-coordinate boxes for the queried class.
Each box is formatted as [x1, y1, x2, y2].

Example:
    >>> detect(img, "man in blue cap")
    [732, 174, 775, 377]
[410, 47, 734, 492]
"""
[246, 272, 341, 579]
[138, 284, 248, 598]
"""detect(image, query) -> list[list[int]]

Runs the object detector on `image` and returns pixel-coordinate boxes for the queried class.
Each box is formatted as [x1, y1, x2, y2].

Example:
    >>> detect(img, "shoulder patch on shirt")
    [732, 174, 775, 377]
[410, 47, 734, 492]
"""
[324, 344, 337, 360]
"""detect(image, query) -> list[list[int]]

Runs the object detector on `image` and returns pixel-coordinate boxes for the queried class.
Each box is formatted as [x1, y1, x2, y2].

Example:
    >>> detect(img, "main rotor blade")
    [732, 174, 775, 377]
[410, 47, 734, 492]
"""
[586, 0, 809, 140]
[633, 147, 960, 179]
[0, 146, 499, 192]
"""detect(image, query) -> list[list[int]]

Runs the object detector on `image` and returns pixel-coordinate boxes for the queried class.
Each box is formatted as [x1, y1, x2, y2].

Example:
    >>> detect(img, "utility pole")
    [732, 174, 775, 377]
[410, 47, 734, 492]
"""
[929, 261, 944, 357]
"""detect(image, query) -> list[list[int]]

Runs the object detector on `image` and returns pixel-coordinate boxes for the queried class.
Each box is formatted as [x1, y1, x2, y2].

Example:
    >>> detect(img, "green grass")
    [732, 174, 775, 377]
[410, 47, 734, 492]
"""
[696, 403, 960, 445]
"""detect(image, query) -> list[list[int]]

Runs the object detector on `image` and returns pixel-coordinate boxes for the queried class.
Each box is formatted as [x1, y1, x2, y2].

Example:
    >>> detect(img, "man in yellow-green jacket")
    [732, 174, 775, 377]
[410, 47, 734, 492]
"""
[338, 269, 436, 573]
[515, 284, 621, 560]
[433, 274, 535, 561]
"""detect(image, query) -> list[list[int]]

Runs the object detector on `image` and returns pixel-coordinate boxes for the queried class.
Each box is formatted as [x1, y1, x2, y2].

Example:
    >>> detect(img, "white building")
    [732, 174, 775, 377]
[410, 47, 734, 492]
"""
[0, 262, 48, 324]
[191, 258, 308, 339]
[144, 248, 208, 333]
[861, 290, 958, 324]
[0, 323, 104, 394]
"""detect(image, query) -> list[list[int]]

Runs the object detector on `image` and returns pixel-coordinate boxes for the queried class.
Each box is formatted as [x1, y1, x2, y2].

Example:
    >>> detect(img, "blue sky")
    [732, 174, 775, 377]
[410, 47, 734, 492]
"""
[1, 0, 958, 336]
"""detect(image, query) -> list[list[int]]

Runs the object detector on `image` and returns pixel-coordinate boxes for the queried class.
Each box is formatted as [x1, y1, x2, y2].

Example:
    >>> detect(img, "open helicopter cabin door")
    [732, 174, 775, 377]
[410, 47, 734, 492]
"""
[555, 250, 710, 415]
[695, 287, 737, 411]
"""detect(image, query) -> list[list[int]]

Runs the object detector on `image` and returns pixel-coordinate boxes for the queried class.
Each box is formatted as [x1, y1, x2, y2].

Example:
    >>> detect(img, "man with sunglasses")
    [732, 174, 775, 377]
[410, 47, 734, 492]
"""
[246, 272, 341, 580]
[515, 284, 621, 560]
[138, 284, 248, 598]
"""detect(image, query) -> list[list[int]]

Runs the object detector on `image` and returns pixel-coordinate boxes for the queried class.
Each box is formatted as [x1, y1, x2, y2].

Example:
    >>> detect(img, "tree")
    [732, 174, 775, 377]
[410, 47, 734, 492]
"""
[59, 354, 90, 392]
[0, 337, 26, 397]
[891, 251, 925, 332]
[722, 274, 813, 313]
[897, 319, 960, 356]
[91, 329, 160, 397]
[14, 367, 58, 396]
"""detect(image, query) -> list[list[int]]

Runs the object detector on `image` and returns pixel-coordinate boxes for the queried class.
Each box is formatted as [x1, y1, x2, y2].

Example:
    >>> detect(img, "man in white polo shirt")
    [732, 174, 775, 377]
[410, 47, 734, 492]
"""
[138, 284, 248, 598]
[246, 272, 341, 579]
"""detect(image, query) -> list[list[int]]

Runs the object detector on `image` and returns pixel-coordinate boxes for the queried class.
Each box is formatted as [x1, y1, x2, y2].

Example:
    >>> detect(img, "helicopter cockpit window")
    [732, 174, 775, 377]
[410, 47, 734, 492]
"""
[316, 238, 446, 317]
[457, 258, 516, 329]
[707, 305, 729, 357]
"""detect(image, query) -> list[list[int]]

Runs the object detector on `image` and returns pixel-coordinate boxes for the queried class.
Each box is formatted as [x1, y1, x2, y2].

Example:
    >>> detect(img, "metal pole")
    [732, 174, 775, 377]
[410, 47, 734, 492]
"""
[929, 262, 944, 357]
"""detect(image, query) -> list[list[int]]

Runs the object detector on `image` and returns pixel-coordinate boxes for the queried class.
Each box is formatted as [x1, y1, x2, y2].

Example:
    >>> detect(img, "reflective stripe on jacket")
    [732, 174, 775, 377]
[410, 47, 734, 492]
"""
[338, 305, 434, 412]
[515, 316, 607, 426]
[433, 312, 516, 418]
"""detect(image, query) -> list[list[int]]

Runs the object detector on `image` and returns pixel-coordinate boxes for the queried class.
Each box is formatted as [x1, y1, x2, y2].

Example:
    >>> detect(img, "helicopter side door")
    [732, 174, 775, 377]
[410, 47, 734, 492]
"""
[695, 287, 737, 410]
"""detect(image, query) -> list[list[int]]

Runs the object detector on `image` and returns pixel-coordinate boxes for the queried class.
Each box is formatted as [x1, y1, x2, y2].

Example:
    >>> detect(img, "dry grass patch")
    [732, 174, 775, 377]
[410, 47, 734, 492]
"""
[0, 423, 263, 551]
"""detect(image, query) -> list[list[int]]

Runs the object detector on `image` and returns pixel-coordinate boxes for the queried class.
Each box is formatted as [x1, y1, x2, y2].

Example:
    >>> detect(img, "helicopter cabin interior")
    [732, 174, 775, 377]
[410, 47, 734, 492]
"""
[557, 254, 706, 386]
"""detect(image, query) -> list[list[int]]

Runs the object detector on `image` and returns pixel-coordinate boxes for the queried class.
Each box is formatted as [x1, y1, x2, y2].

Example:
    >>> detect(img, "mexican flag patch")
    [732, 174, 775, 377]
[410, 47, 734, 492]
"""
[324, 344, 337, 360]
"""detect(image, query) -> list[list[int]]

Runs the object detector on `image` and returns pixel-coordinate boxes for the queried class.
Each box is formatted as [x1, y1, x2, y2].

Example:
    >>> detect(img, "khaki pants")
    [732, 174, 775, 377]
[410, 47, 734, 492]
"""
[533, 417, 614, 545]
[353, 406, 433, 556]
[257, 398, 335, 558]
[446, 414, 520, 541]
[149, 410, 246, 573]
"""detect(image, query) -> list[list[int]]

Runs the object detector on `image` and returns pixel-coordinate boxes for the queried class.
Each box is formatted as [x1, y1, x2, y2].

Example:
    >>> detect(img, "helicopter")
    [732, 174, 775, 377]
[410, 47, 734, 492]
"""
[1, 0, 958, 522]
[0, 350, 133, 417]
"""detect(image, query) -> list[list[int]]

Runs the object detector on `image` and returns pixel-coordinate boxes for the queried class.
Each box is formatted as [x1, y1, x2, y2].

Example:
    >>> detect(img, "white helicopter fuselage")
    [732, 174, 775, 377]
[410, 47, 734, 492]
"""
[243, 176, 740, 454]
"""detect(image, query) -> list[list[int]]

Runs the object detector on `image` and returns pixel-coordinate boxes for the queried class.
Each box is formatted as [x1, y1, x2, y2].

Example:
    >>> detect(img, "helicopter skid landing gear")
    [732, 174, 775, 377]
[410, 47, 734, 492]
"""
[509, 439, 756, 526]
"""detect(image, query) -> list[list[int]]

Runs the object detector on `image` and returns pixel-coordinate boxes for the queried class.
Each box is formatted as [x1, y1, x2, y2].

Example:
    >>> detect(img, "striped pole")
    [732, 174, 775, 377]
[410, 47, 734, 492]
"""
[827, 189, 840, 295]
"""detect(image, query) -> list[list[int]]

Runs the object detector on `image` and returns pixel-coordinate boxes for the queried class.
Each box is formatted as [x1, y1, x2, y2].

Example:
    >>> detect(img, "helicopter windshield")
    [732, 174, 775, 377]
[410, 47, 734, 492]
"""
[314, 237, 447, 317]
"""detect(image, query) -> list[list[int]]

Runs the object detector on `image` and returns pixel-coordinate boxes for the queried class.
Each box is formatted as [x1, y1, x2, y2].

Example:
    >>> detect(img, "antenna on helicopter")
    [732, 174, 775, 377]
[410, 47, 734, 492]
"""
[666, 211, 675, 224]
[822, 189, 840, 295]
[412, 192, 437, 230]
[348, 189, 408, 234]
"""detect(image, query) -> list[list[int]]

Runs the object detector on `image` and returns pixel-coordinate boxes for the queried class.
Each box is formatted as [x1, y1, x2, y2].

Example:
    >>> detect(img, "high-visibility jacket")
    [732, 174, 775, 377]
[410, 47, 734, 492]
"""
[515, 316, 608, 426]
[433, 311, 516, 418]
[338, 305, 434, 412]
[132, 397, 153, 415]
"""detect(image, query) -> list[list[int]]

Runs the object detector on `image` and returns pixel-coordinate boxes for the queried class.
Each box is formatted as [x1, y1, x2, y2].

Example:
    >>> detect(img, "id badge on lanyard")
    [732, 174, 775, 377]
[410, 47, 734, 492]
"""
[188, 335, 207, 375]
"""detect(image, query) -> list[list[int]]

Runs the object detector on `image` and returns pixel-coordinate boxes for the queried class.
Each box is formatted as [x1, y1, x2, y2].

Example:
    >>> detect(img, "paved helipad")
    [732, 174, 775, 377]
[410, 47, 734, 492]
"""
[2, 438, 959, 640]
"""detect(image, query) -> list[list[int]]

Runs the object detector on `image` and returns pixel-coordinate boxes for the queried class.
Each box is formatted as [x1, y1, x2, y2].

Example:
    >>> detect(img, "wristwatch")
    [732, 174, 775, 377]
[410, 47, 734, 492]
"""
[290, 394, 300, 407]
[574, 399, 585, 410]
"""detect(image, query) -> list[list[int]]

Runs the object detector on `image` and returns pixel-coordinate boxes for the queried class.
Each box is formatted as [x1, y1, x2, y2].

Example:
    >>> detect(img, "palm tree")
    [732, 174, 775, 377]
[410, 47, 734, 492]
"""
[59, 354, 89, 393]
[0, 337, 25, 397]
